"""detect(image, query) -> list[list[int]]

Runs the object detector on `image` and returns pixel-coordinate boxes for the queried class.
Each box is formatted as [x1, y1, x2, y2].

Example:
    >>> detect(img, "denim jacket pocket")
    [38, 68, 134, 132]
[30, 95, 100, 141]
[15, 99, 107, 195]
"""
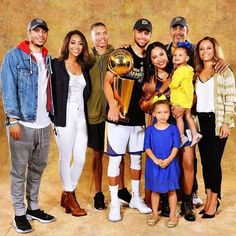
[18, 68, 32, 76]
[17, 68, 33, 95]
[17, 67, 38, 120]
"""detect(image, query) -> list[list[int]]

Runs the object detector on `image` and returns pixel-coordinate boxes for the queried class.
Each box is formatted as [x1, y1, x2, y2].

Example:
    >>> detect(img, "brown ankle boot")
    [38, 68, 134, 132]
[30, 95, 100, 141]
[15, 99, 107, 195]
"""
[60, 191, 66, 208]
[64, 192, 87, 217]
[61, 190, 77, 208]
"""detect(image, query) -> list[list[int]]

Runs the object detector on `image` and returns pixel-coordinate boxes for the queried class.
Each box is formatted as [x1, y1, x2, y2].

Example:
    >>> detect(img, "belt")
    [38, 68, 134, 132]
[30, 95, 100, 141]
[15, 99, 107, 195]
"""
[197, 112, 215, 118]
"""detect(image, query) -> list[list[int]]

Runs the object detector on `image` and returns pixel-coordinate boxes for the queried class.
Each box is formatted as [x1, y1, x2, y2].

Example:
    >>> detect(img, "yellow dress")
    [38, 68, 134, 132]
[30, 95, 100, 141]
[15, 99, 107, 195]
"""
[169, 65, 194, 109]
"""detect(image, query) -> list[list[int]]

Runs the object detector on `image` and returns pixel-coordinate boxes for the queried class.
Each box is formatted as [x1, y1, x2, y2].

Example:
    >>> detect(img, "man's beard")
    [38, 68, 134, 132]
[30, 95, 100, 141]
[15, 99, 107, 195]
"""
[30, 39, 44, 48]
[35, 44, 44, 48]
[134, 38, 148, 49]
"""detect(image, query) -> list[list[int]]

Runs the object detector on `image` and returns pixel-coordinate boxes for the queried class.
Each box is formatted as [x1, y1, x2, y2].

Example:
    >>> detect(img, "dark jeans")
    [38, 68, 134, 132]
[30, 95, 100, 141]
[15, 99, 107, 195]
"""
[192, 154, 198, 193]
[197, 112, 227, 199]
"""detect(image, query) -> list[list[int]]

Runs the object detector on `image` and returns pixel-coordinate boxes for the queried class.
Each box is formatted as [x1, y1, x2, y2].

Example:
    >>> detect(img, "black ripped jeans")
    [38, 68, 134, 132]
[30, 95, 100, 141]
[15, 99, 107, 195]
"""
[197, 112, 227, 199]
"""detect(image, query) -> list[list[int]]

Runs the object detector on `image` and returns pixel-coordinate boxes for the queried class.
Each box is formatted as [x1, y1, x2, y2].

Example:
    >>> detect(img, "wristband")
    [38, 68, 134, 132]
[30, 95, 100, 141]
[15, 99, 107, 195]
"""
[9, 120, 19, 126]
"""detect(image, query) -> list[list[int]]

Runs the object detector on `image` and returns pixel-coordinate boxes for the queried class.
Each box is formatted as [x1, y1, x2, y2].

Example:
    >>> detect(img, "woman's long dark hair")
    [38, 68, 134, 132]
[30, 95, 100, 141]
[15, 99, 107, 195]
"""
[58, 30, 90, 71]
[144, 41, 171, 83]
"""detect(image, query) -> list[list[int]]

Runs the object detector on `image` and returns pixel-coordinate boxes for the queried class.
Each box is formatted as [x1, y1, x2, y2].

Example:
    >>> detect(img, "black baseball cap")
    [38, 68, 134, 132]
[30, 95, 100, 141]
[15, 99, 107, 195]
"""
[133, 18, 152, 32]
[28, 18, 49, 31]
[170, 16, 188, 28]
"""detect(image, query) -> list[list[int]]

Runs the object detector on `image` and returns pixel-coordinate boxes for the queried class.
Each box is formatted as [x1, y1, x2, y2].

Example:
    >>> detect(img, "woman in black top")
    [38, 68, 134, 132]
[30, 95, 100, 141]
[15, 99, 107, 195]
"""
[51, 30, 91, 217]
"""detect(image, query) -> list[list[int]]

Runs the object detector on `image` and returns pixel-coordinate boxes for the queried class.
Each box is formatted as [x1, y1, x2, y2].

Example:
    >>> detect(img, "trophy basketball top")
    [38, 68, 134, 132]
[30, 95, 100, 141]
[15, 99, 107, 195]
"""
[108, 49, 134, 76]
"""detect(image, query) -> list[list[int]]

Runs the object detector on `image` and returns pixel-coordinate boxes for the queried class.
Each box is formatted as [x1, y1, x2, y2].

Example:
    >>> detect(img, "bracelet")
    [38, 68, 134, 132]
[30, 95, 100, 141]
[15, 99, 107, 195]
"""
[9, 120, 19, 126]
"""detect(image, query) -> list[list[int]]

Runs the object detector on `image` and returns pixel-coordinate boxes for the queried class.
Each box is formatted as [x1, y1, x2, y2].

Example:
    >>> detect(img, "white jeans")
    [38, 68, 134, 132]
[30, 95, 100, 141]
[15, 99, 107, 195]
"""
[55, 103, 88, 191]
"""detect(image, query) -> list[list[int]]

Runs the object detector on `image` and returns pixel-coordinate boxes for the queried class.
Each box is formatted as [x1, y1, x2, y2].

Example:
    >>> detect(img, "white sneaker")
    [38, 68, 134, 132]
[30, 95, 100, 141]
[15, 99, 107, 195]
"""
[108, 201, 121, 222]
[129, 196, 152, 214]
[192, 192, 203, 208]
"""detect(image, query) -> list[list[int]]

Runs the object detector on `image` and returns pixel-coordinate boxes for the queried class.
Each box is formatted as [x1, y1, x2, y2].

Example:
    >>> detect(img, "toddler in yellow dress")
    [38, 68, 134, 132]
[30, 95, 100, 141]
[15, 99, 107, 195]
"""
[169, 46, 202, 147]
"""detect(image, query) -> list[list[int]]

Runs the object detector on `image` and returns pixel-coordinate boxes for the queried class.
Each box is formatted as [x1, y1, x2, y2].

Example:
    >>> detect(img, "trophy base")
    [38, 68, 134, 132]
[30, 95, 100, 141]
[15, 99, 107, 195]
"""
[103, 115, 129, 123]
[118, 116, 129, 123]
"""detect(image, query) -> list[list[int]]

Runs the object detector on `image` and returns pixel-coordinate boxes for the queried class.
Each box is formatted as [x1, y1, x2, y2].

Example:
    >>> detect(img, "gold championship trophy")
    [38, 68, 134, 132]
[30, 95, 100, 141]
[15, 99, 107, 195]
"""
[108, 49, 134, 122]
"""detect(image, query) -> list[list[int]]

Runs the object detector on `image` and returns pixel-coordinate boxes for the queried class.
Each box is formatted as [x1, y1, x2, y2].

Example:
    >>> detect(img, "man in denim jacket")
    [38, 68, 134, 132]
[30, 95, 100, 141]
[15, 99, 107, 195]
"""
[1, 18, 55, 234]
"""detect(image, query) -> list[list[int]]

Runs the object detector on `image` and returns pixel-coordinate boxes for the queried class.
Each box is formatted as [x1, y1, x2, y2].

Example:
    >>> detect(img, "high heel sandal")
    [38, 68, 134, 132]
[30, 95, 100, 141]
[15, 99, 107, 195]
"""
[202, 199, 220, 219]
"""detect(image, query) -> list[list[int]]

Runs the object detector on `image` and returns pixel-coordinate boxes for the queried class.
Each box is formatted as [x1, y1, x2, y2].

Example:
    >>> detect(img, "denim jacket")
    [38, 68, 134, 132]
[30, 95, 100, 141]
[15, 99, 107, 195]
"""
[1, 40, 53, 122]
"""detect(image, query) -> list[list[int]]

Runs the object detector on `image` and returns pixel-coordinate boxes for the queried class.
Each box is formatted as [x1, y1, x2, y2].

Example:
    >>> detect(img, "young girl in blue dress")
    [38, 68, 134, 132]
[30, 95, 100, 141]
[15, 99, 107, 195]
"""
[144, 100, 180, 227]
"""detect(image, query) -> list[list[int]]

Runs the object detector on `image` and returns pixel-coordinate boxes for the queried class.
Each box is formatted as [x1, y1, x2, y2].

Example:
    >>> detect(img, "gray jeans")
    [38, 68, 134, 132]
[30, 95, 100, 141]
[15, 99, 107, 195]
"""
[8, 124, 51, 216]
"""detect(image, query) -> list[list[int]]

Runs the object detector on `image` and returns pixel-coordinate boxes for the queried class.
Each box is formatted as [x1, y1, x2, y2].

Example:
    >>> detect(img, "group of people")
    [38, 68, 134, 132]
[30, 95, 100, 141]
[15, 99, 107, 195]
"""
[1, 16, 235, 234]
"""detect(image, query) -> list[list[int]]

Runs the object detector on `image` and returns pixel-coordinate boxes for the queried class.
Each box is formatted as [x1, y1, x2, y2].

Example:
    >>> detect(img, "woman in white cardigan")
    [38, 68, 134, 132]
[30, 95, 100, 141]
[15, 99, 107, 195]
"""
[194, 36, 236, 219]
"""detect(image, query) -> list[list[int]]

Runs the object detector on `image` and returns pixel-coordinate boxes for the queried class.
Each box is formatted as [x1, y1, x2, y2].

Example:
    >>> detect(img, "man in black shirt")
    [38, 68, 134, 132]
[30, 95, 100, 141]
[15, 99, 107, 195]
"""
[104, 19, 152, 222]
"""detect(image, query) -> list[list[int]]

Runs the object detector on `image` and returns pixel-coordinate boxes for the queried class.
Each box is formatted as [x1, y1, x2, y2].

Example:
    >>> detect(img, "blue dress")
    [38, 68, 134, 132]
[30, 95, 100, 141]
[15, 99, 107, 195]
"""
[144, 124, 180, 193]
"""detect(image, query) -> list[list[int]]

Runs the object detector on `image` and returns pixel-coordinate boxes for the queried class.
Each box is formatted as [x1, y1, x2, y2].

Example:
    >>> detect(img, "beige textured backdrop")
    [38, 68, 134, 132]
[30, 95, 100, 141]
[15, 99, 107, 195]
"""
[0, 2, 236, 235]
[0, 0, 236, 71]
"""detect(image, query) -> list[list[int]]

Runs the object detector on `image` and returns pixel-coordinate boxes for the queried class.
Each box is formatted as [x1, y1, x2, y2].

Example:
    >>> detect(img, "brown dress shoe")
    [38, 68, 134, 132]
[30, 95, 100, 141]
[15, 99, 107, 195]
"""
[64, 192, 87, 217]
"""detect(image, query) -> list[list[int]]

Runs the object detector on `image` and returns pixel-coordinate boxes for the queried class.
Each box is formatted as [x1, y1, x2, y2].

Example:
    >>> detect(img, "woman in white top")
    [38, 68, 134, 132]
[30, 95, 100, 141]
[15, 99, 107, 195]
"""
[194, 36, 236, 219]
[51, 30, 91, 217]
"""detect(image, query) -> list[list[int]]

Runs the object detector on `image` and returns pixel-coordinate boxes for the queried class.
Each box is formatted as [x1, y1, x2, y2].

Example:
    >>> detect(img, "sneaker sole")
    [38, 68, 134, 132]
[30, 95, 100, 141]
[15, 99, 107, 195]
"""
[93, 206, 107, 211]
[108, 216, 122, 222]
[118, 198, 130, 205]
[26, 214, 55, 224]
[129, 203, 152, 214]
[13, 219, 32, 234]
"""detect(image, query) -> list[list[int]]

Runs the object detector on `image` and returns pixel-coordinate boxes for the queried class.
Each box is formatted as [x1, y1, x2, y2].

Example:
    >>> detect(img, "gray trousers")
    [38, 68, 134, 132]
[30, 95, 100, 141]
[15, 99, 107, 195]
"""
[8, 124, 51, 216]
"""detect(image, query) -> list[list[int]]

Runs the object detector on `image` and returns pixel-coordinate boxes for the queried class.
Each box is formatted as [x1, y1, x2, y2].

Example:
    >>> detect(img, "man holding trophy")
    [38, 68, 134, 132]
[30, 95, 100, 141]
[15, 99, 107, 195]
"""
[104, 19, 152, 222]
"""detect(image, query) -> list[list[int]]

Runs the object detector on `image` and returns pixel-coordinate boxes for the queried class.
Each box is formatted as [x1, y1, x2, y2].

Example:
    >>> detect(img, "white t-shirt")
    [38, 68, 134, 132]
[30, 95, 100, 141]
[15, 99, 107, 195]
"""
[20, 52, 51, 128]
[195, 76, 215, 113]
[67, 70, 86, 118]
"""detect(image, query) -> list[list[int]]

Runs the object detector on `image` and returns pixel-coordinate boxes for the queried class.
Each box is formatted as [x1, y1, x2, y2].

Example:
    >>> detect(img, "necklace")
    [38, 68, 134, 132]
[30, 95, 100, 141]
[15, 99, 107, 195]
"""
[65, 60, 82, 76]
[199, 67, 214, 82]
[154, 69, 169, 82]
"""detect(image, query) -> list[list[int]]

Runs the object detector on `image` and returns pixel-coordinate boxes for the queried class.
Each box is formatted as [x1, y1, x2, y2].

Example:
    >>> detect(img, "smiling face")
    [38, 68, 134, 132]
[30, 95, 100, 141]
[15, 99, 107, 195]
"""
[151, 46, 169, 70]
[173, 47, 189, 66]
[28, 26, 48, 50]
[133, 29, 151, 49]
[170, 25, 188, 47]
[199, 40, 215, 62]
[91, 25, 109, 49]
[67, 34, 83, 58]
[153, 103, 170, 124]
